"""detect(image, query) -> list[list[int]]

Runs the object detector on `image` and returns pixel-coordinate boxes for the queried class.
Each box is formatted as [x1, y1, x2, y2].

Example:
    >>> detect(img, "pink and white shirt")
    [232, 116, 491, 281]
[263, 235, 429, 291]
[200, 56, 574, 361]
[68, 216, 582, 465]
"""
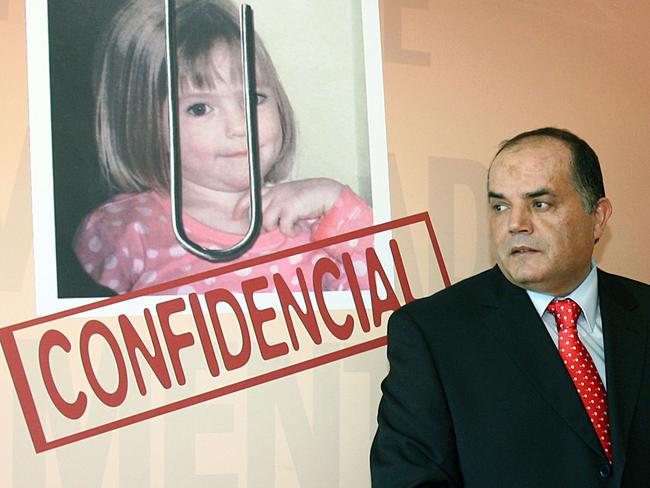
[74, 186, 373, 295]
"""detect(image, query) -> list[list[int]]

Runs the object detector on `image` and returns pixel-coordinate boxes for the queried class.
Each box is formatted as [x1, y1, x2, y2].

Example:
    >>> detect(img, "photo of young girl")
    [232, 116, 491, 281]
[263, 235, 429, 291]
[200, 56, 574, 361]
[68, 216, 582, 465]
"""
[71, 0, 374, 295]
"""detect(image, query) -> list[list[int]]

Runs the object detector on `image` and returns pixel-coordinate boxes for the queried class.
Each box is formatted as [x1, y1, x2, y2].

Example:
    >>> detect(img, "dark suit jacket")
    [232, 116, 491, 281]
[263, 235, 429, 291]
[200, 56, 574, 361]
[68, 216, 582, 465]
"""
[370, 266, 650, 487]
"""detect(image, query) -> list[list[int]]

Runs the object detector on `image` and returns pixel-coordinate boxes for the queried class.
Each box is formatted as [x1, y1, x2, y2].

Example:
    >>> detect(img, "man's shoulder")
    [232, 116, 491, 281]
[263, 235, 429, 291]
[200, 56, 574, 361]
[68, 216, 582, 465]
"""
[397, 266, 504, 319]
[599, 268, 649, 287]
[598, 268, 650, 304]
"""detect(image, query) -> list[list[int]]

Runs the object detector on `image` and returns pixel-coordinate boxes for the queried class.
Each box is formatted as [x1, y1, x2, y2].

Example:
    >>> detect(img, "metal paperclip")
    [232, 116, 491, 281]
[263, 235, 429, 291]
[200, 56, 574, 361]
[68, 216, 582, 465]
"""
[164, 1, 262, 261]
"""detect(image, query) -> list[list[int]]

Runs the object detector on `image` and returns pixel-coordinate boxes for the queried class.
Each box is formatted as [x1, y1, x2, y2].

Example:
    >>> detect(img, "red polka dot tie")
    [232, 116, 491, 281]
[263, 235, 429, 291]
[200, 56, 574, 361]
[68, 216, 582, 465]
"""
[547, 298, 612, 462]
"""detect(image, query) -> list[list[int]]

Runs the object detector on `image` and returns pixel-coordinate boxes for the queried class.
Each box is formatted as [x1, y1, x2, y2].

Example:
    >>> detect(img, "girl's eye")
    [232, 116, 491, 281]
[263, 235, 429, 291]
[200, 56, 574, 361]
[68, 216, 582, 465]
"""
[256, 93, 268, 104]
[186, 103, 213, 117]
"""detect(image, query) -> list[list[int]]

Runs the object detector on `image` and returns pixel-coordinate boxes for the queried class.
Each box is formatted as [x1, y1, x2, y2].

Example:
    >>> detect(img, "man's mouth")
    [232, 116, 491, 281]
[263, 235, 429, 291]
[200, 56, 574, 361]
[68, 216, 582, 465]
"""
[510, 246, 539, 255]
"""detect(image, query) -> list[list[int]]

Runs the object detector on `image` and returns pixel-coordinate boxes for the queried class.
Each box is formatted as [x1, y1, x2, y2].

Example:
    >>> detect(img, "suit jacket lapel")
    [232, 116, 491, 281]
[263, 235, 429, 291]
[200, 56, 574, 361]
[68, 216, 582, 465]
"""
[478, 266, 606, 458]
[599, 269, 646, 471]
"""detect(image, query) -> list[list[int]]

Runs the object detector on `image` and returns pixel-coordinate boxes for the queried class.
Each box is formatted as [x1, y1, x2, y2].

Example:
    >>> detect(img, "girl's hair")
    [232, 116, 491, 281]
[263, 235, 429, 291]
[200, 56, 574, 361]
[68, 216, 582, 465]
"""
[94, 0, 296, 193]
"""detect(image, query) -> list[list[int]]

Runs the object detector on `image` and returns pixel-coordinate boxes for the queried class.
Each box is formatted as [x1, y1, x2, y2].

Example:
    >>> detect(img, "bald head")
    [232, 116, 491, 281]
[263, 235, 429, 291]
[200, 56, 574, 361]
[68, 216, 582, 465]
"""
[488, 128, 605, 213]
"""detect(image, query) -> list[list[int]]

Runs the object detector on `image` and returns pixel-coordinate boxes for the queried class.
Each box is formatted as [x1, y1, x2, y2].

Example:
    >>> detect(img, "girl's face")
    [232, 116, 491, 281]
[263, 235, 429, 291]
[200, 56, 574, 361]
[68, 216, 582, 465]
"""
[177, 43, 283, 193]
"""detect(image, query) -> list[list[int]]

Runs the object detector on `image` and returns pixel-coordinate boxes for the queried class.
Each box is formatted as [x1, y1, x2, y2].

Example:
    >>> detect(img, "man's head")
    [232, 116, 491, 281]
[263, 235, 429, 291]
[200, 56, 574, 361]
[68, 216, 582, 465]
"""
[487, 128, 612, 296]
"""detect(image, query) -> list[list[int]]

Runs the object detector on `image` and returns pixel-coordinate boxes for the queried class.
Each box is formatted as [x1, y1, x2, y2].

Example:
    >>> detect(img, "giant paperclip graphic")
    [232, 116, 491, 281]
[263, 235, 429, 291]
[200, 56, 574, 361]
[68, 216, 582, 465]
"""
[165, 1, 262, 261]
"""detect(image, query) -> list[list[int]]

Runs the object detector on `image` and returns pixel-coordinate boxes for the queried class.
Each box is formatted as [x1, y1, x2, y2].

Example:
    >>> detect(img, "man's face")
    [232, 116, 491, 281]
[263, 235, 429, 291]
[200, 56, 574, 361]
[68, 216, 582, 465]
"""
[488, 137, 611, 296]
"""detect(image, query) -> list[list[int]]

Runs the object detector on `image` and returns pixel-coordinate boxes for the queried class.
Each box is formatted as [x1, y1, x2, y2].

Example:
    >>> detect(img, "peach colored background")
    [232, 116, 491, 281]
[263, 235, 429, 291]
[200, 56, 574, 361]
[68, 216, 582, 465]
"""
[382, 0, 650, 285]
[1, 0, 649, 486]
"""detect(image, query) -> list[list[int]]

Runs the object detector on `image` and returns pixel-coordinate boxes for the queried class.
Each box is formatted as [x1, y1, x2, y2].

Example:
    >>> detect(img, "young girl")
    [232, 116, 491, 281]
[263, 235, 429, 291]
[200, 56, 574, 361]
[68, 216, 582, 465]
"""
[74, 0, 373, 295]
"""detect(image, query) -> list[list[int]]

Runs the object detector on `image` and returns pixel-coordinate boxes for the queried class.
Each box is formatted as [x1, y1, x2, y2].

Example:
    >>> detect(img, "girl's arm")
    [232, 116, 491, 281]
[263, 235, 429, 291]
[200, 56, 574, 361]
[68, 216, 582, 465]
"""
[234, 178, 374, 291]
[233, 177, 372, 239]
[74, 196, 148, 294]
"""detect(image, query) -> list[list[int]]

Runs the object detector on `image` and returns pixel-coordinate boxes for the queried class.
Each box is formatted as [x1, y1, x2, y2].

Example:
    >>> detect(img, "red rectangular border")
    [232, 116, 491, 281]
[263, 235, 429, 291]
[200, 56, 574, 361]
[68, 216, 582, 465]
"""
[1, 212, 449, 452]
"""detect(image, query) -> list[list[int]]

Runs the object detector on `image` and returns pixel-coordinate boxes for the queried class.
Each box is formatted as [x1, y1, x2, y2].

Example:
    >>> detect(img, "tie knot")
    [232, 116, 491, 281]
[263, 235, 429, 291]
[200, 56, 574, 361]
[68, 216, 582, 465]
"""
[546, 298, 581, 331]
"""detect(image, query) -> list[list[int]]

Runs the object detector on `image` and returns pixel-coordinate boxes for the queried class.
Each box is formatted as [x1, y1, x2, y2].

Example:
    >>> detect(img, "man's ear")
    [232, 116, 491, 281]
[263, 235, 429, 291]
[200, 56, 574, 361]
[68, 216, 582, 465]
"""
[592, 197, 613, 243]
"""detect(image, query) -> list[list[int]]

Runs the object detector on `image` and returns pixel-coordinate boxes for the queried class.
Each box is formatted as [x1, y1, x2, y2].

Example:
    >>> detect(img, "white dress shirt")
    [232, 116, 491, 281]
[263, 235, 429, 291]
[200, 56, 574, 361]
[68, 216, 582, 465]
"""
[526, 264, 607, 388]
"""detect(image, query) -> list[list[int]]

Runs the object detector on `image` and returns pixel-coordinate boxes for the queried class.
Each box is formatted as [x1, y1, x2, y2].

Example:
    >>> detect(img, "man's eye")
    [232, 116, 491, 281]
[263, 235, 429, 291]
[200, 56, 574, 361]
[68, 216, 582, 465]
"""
[493, 204, 508, 212]
[186, 103, 213, 117]
[533, 201, 550, 209]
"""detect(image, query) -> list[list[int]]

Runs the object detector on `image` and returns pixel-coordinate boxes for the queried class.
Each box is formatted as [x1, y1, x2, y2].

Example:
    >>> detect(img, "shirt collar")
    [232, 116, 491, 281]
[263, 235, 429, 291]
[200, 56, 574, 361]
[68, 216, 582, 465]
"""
[526, 262, 599, 332]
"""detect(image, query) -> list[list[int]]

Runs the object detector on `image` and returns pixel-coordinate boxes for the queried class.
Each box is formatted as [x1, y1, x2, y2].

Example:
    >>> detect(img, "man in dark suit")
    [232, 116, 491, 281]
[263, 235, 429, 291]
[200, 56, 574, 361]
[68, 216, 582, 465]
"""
[370, 128, 650, 487]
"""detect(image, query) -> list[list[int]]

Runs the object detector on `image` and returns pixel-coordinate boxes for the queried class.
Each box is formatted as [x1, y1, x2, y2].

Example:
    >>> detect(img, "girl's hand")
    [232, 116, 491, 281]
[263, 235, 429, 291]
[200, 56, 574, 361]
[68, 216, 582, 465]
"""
[233, 178, 344, 237]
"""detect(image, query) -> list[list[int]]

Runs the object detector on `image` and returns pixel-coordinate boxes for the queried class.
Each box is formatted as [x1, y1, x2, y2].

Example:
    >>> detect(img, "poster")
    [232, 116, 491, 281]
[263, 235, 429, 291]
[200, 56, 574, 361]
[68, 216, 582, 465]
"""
[4, 0, 448, 486]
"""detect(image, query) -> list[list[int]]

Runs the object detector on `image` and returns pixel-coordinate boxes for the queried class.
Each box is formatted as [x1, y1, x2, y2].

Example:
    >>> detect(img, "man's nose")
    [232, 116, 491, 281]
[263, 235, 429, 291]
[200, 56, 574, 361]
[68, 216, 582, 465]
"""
[508, 205, 532, 234]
